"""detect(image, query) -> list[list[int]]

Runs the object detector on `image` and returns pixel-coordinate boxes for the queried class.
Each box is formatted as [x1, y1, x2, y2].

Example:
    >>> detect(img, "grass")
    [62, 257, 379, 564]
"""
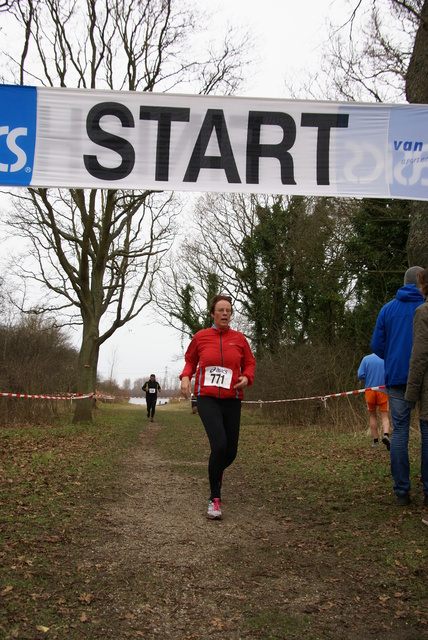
[156, 402, 428, 630]
[1, 401, 427, 638]
[248, 611, 310, 637]
[0, 404, 144, 639]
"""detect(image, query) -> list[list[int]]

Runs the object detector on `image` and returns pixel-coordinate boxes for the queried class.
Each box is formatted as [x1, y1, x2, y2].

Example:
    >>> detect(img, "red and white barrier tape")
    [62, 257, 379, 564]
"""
[0, 391, 117, 401]
[0, 392, 95, 400]
[0, 385, 386, 404]
[242, 385, 386, 406]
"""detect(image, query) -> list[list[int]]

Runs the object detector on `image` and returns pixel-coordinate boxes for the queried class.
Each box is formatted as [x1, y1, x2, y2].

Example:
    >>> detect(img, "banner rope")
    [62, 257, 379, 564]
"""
[0, 390, 116, 401]
[242, 385, 386, 406]
[0, 385, 386, 404]
[0, 392, 94, 400]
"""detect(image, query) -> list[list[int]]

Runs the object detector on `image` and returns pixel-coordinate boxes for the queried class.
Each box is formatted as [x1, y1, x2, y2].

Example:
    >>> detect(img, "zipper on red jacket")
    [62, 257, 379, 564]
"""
[218, 329, 223, 398]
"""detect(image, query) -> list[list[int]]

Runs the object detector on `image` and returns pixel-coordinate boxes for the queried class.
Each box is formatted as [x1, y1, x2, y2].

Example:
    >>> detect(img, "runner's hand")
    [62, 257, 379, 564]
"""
[234, 375, 249, 390]
[181, 376, 192, 399]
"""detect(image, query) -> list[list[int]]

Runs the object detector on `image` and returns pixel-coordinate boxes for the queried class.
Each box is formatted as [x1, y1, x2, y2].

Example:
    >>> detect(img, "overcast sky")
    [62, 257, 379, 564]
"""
[96, 0, 352, 389]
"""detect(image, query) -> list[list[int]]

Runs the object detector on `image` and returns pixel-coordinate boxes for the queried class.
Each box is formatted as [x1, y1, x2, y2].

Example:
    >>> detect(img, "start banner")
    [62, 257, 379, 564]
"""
[1, 84, 427, 200]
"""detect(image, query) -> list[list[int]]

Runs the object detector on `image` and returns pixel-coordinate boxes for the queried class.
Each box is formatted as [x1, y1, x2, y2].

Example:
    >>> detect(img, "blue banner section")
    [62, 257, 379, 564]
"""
[388, 107, 428, 199]
[0, 85, 37, 186]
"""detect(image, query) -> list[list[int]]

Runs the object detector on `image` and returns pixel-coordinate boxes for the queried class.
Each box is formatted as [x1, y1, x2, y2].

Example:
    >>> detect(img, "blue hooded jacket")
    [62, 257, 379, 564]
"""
[370, 284, 424, 387]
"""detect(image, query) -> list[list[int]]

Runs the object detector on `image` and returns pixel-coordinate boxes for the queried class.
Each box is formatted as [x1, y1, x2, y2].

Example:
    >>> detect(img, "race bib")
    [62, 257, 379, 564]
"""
[149, 388, 156, 394]
[204, 366, 233, 389]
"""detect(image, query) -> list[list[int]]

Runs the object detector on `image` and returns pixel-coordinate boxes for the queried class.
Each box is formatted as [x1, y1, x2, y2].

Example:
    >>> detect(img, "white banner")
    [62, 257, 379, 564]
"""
[1, 84, 428, 200]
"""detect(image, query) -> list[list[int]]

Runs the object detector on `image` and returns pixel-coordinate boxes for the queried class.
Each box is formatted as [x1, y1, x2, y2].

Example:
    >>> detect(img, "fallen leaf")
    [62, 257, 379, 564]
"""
[78, 592, 94, 604]
[36, 626, 50, 633]
[211, 618, 224, 630]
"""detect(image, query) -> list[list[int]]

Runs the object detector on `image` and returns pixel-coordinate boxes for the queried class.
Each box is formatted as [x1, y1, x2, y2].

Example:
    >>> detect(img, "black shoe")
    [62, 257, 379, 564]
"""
[147, 412, 150, 418]
[382, 435, 391, 451]
[395, 493, 410, 506]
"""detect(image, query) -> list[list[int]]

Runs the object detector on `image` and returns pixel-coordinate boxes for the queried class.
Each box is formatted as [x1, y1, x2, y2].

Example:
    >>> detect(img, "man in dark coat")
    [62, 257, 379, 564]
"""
[142, 374, 161, 422]
[405, 268, 428, 509]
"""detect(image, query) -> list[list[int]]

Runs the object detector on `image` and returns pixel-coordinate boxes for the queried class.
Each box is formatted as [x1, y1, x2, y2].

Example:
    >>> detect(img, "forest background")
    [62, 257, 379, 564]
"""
[0, 0, 427, 425]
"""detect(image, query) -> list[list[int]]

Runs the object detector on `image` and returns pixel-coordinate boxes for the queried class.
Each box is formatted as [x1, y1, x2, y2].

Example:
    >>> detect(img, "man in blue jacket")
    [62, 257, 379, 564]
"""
[371, 266, 424, 505]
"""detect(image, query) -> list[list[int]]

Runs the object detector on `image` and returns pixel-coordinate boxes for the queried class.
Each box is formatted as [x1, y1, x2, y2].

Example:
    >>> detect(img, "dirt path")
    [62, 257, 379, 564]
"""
[75, 422, 425, 639]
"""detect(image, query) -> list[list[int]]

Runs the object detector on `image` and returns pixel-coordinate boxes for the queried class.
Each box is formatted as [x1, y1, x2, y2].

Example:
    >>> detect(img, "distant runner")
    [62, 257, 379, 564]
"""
[142, 374, 161, 422]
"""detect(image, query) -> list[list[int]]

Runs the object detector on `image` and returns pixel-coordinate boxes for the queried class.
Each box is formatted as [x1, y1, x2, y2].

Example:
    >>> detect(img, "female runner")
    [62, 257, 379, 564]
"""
[180, 294, 256, 520]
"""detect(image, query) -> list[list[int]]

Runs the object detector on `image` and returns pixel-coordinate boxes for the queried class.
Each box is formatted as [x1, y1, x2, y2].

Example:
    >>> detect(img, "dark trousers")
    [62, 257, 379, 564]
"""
[146, 395, 157, 417]
[197, 396, 241, 499]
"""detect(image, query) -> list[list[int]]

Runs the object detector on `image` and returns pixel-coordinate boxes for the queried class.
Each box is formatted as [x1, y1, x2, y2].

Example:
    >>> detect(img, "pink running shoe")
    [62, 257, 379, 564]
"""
[207, 498, 222, 520]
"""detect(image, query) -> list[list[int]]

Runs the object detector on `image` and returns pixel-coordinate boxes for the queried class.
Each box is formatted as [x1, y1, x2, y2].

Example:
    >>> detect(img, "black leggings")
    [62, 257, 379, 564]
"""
[197, 396, 241, 499]
[146, 395, 157, 417]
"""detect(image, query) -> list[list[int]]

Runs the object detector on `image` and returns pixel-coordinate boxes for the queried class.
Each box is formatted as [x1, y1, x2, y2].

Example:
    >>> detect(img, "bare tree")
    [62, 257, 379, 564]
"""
[319, 0, 420, 102]
[156, 194, 354, 353]
[155, 192, 259, 338]
[2, 0, 251, 92]
[0, 0, 251, 421]
[0, 1, 17, 12]
[6, 187, 178, 421]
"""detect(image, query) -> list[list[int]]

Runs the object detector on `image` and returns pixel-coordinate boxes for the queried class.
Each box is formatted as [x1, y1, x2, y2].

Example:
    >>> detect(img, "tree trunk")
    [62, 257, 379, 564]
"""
[406, 201, 428, 267]
[72, 322, 100, 423]
[405, 0, 428, 268]
[405, 0, 428, 104]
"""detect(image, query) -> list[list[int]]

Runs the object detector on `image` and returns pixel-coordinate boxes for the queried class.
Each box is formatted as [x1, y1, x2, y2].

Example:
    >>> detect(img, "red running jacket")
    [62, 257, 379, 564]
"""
[180, 326, 256, 400]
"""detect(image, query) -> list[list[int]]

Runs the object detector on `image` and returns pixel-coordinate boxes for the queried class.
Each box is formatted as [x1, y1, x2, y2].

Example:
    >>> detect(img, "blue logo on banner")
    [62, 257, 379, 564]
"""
[389, 107, 428, 199]
[0, 85, 37, 186]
